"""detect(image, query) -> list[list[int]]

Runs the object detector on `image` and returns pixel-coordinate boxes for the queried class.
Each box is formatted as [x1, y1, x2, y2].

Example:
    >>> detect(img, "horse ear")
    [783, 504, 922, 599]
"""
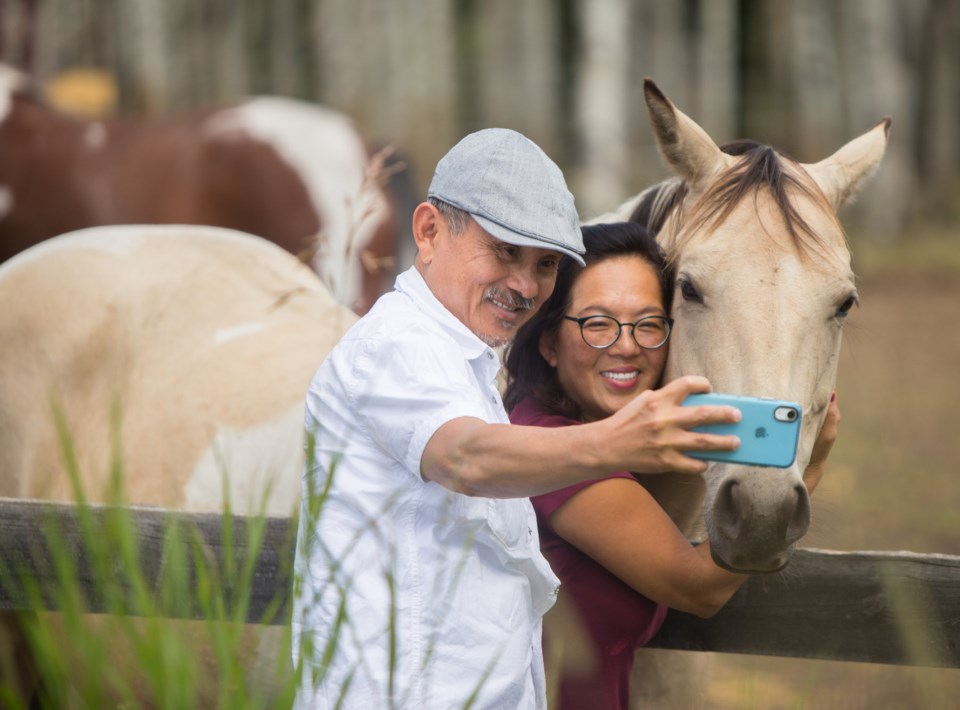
[803, 118, 892, 209]
[644, 78, 734, 187]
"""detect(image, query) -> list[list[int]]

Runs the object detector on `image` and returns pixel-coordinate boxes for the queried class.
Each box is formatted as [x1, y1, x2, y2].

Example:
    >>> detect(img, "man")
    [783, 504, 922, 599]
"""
[291, 128, 739, 709]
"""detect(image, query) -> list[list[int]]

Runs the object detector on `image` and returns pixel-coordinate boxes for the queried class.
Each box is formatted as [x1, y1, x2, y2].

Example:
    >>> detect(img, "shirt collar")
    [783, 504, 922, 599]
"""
[394, 267, 496, 364]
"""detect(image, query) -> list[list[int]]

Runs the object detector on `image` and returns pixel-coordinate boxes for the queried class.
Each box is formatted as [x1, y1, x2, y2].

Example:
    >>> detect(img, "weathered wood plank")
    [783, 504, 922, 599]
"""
[1, 498, 958, 668]
[648, 547, 960, 668]
[0, 498, 296, 624]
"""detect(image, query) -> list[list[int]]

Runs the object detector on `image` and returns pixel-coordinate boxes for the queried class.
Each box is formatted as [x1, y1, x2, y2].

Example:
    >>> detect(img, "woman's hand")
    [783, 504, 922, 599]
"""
[803, 392, 840, 494]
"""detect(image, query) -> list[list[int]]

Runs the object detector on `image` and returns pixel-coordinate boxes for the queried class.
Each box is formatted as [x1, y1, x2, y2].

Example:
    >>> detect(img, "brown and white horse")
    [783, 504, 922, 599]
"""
[590, 80, 889, 708]
[0, 65, 398, 314]
[0, 224, 357, 704]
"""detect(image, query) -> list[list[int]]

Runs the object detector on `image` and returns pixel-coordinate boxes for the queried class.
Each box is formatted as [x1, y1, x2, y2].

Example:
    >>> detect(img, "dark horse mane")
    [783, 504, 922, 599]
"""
[628, 139, 838, 260]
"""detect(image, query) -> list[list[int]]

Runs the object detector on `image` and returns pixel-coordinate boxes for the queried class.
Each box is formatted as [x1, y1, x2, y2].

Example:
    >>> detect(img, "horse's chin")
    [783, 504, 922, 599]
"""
[709, 547, 792, 575]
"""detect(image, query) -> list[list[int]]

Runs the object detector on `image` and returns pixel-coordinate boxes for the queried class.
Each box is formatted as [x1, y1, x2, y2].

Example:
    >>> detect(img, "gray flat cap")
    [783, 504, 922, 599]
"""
[427, 128, 584, 264]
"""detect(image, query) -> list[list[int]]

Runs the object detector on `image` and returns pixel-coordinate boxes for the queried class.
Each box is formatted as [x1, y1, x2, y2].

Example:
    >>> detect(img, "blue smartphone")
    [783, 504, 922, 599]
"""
[682, 393, 802, 468]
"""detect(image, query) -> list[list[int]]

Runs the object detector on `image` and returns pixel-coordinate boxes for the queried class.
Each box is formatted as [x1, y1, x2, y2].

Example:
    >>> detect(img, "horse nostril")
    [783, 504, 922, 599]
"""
[785, 483, 811, 546]
[715, 478, 747, 540]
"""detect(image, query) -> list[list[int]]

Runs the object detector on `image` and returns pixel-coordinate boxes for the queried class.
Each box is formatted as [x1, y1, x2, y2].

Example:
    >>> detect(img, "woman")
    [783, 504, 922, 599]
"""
[503, 222, 838, 709]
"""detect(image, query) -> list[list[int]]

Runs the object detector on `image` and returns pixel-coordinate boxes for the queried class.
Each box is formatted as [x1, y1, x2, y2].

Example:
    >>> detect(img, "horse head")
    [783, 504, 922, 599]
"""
[627, 80, 890, 572]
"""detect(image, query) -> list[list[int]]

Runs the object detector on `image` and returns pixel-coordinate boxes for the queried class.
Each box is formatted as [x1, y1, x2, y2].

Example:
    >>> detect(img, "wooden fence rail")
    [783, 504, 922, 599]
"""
[1, 498, 958, 669]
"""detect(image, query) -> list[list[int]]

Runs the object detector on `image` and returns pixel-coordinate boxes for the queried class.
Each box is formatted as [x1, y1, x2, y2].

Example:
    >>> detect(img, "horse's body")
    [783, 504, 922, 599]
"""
[0, 66, 396, 314]
[0, 224, 357, 703]
[589, 80, 889, 708]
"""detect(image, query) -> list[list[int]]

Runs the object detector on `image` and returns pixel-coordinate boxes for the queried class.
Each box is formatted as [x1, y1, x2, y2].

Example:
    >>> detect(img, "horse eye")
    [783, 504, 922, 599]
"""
[836, 295, 858, 318]
[679, 280, 703, 304]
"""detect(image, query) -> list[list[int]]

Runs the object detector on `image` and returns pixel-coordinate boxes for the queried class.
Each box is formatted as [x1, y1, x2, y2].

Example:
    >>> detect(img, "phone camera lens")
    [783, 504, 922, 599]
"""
[774, 406, 800, 423]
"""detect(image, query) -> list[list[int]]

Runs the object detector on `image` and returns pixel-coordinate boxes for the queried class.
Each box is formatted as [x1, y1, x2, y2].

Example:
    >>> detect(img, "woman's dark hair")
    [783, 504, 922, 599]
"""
[503, 221, 673, 419]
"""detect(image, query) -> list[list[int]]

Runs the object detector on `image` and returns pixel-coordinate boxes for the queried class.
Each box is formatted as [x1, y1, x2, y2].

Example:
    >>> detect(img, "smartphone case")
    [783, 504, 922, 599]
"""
[682, 393, 802, 468]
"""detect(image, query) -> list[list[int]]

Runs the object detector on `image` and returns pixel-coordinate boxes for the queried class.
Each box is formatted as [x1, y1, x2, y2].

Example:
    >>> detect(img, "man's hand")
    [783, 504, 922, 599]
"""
[602, 376, 742, 475]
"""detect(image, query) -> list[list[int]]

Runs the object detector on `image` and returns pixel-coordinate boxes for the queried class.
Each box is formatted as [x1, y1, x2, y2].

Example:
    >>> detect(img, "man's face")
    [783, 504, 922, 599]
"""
[416, 206, 563, 347]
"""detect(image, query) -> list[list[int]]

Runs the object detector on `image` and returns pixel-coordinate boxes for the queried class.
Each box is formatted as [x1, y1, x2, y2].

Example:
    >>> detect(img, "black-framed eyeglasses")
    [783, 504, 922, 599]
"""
[562, 314, 674, 350]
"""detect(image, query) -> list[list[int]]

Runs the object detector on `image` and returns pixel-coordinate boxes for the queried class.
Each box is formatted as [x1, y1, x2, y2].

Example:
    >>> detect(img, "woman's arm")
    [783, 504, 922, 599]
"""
[548, 395, 843, 618]
[550, 477, 745, 618]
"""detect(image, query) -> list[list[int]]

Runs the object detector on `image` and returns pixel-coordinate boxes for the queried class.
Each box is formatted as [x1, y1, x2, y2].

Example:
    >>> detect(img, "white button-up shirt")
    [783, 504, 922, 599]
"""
[292, 267, 560, 709]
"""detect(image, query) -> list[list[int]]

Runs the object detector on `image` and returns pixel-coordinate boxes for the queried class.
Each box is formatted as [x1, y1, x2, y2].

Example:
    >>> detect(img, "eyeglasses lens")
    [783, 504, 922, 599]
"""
[580, 316, 670, 349]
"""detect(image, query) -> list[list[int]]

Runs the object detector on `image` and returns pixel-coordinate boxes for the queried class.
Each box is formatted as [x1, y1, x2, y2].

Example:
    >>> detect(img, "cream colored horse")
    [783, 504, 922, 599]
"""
[592, 80, 890, 707]
[0, 224, 356, 704]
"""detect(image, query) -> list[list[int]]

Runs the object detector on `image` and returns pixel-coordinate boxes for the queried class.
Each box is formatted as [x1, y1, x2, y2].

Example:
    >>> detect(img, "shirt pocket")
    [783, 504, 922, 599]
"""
[484, 499, 530, 552]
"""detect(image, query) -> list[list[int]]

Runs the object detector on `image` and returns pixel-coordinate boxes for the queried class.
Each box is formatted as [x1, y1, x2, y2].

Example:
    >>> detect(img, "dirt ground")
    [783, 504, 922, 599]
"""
[706, 230, 960, 708]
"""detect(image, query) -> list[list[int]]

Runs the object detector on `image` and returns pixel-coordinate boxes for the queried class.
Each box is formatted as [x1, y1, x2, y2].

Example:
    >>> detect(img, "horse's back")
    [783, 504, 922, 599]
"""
[0, 224, 356, 514]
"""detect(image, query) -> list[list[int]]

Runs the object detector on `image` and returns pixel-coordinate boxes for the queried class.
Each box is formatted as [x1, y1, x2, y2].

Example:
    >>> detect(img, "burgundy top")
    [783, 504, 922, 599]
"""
[510, 397, 668, 710]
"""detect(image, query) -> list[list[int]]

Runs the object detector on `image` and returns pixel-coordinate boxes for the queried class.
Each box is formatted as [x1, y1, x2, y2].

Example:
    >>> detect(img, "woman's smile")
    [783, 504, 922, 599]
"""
[600, 367, 642, 389]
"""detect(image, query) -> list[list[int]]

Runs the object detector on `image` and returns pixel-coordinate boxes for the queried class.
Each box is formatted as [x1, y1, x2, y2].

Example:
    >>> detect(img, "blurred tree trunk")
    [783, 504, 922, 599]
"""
[915, 0, 960, 222]
[33, 0, 86, 73]
[116, 0, 170, 111]
[837, 0, 911, 237]
[623, 0, 737, 195]
[574, 0, 631, 217]
[786, 0, 843, 159]
[623, 0, 689, 192]
[471, 0, 560, 158]
[200, 0, 251, 103]
[740, 0, 792, 148]
[312, 0, 456, 192]
[268, 0, 315, 100]
[694, 0, 738, 143]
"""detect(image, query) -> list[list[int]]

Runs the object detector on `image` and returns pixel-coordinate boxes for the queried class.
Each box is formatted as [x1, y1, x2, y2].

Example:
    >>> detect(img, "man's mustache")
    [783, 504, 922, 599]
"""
[485, 287, 535, 312]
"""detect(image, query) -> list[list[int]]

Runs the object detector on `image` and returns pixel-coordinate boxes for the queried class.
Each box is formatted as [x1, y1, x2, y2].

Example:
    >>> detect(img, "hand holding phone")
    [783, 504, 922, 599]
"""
[682, 393, 802, 468]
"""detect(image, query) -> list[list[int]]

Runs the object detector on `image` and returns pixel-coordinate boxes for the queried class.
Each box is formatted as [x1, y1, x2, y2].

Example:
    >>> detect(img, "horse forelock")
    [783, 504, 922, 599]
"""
[652, 141, 845, 266]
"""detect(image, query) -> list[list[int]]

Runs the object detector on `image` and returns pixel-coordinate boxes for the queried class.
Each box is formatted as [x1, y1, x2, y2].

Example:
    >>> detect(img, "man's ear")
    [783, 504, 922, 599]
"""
[412, 202, 442, 265]
[539, 329, 558, 368]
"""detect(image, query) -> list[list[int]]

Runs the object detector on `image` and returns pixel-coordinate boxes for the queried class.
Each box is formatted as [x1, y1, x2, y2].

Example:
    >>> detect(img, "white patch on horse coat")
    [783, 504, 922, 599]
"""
[184, 403, 304, 517]
[84, 121, 108, 149]
[0, 65, 29, 122]
[213, 321, 266, 345]
[205, 98, 388, 309]
[201, 110, 248, 140]
[0, 185, 13, 220]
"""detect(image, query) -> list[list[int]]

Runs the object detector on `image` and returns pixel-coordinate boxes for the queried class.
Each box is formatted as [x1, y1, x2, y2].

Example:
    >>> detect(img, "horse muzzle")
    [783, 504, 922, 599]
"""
[705, 466, 811, 574]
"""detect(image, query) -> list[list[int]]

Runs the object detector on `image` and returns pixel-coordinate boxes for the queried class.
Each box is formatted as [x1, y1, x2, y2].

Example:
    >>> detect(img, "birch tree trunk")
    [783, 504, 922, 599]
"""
[786, 0, 843, 158]
[573, 0, 631, 218]
[472, 0, 560, 157]
[837, 0, 911, 238]
[115, 0, 170, 111]
[268, 0, 315, 99]
[694, 0, 738, 142]
[312, 0, 456, 193]
[915, 0, 960, 220]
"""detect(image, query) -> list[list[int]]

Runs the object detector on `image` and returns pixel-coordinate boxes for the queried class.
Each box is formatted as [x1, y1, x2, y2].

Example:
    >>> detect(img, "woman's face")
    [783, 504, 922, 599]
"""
[540, 255, 669, 422]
